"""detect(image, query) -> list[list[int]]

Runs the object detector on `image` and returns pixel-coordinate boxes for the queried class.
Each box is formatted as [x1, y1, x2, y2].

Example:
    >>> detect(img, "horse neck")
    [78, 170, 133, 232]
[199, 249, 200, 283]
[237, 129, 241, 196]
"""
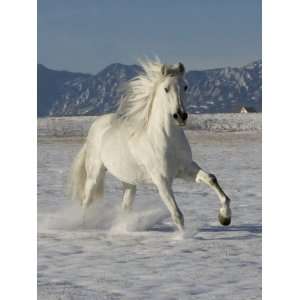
[146, 94, 180, 141]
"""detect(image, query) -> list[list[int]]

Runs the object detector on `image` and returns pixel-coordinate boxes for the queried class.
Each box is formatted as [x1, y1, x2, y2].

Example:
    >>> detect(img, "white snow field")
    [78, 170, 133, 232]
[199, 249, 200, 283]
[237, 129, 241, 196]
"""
[38, 113, 261, 137]
[38, 128, 261, 300]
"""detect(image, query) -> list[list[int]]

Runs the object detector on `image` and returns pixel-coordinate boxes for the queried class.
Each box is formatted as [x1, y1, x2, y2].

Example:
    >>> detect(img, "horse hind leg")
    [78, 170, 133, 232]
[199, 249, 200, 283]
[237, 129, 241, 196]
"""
[93, 167, 106, 201]
[121, 183, 136, 212]
[81, 163, 106, 209]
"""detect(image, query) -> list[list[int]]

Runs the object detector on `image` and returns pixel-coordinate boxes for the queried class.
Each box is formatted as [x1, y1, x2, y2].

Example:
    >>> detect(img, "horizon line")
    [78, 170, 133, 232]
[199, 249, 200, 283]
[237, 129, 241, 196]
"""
[38, 58, 262, 76]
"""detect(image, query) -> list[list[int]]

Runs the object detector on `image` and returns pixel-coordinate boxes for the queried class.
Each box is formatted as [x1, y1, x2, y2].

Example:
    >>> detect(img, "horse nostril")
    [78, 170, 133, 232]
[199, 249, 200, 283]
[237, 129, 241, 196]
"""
[182, 112, 188, 121]
[173, 113, 178, 119]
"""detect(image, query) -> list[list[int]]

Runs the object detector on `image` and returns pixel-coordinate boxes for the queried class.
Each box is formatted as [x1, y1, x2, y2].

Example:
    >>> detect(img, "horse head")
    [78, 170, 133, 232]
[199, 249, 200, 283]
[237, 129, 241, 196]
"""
[158, 62, 188, 126]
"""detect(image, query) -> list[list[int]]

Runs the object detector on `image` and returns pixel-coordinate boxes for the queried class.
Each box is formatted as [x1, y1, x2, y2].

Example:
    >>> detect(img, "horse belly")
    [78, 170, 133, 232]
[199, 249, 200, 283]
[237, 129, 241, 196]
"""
[101, 129, 150, 185]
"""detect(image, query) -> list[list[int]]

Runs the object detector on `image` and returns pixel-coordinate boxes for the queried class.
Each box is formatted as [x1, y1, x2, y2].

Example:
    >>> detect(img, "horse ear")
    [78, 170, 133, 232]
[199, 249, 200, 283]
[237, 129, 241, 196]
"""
[161, 64, 168, 76]
[178, 62, 185, 74]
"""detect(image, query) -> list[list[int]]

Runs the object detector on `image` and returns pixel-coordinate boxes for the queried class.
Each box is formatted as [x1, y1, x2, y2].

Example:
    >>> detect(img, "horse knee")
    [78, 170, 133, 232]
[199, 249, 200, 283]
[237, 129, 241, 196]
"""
[208, 174, 218, 185]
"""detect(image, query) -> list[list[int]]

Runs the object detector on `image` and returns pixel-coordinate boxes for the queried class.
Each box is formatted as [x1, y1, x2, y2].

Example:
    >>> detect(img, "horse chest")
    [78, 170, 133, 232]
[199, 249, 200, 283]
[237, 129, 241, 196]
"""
[166, 141, 191, 174]
[168, 129, 192, 160]
[144, 131, 192, 178]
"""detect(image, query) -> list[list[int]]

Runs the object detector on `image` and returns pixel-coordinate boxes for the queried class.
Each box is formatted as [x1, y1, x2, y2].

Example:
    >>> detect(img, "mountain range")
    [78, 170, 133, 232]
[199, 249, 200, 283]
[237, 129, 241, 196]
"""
[37, 60, 261, 117]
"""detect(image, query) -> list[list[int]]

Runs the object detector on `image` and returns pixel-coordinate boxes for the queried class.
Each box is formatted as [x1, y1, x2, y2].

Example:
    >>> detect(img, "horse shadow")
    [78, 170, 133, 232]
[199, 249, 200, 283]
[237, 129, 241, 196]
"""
[199, 223, 262, 234]
[146, 222, 262, 241]
[147, 224, 175, 233]
[193, 223, 262, 241]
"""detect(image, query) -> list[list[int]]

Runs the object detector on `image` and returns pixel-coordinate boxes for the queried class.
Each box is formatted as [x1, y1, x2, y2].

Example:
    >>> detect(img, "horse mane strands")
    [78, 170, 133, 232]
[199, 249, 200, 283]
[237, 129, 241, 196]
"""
[117, 57, 164, 133]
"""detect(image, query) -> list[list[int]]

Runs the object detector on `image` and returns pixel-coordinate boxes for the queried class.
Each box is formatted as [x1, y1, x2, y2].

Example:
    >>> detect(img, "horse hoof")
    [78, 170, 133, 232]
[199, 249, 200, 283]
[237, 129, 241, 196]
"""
[218, 213, 231, 226]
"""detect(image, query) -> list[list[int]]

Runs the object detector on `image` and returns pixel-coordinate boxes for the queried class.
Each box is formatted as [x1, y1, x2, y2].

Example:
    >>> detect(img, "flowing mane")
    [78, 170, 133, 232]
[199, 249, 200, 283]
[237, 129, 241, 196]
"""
[116, 58, 164, 130]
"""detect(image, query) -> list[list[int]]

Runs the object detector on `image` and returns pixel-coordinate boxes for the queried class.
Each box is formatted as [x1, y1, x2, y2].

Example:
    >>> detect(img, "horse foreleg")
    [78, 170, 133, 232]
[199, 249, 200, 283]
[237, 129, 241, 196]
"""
[153, 176, 184, 231]
[121, 183, 136, 212]
[181, 162, 232, 226]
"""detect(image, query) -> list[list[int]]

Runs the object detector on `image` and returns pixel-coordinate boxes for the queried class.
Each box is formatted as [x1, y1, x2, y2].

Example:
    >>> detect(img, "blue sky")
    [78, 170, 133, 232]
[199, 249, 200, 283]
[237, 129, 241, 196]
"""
[38, 0, 261, 74]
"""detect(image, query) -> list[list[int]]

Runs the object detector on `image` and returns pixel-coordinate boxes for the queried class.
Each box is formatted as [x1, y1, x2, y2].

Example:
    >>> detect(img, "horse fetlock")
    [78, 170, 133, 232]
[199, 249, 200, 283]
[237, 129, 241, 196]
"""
[224, 195, 231, 205]
[219, 205, 231, 217]
[173, 210, 184, 230]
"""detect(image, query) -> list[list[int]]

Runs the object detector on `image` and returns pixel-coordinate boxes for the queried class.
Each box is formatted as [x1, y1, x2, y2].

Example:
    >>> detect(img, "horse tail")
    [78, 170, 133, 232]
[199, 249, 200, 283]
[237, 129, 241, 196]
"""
[69, 143, 87, 203]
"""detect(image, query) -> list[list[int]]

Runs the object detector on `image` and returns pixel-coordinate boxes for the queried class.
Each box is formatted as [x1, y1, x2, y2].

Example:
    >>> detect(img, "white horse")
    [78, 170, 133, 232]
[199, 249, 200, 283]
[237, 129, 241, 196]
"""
[70, 59, 231, 231]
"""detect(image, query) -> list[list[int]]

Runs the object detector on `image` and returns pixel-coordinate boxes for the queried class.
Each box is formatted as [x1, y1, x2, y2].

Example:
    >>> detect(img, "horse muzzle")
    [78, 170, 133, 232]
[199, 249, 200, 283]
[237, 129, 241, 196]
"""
[173, 110, 188, 126]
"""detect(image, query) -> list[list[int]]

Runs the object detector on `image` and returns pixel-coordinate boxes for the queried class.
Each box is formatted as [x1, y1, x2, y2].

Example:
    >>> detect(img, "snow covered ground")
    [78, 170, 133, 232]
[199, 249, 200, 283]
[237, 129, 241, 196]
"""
[38, 131, 261, 300]
[38, 113, 261, 137]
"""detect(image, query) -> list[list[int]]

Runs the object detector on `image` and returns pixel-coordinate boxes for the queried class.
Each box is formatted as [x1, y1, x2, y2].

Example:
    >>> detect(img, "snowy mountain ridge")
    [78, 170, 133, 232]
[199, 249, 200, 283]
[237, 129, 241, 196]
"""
[38, 60, 261, 117]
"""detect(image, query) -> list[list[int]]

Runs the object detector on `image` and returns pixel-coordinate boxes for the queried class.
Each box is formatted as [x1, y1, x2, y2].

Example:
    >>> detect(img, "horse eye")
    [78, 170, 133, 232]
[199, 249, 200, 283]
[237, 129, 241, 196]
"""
[164, 87, 169, 93]
[184, 85, 188, 91]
